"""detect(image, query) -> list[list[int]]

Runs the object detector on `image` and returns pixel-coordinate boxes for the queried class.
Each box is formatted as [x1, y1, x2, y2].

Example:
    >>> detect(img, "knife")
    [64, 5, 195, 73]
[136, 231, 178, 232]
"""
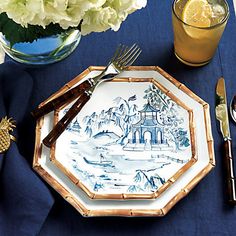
[216, 77, 236, 205]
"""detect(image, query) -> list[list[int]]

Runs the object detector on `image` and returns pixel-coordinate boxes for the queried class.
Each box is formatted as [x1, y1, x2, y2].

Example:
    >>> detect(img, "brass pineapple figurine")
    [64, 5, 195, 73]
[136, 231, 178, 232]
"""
[0, 117, 16, 154]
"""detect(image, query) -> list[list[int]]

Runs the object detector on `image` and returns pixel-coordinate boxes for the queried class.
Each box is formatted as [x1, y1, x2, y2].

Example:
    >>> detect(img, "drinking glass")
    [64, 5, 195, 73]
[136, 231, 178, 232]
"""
[172, 0, 229, 66]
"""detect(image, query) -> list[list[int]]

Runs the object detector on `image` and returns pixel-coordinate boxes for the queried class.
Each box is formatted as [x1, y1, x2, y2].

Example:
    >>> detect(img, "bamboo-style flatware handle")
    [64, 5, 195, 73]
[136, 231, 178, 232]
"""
[43, 92, 90, 148]
[223, 139, 236, 205]
[31, 80, 92, 119]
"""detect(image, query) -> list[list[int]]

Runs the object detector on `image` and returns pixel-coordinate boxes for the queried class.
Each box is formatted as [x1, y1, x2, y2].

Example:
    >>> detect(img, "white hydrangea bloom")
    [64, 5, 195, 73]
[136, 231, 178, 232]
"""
[0, 0, 147, 35]
[81, 0, 147, 35]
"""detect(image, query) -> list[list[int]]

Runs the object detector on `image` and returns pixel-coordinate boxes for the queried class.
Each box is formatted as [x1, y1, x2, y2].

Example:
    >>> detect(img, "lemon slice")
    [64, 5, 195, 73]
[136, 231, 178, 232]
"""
[182, 0, 213, 27]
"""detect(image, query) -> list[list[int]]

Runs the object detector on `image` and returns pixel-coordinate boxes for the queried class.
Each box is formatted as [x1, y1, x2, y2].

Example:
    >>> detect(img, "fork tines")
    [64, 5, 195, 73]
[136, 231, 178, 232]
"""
[112, 43, 142, 69]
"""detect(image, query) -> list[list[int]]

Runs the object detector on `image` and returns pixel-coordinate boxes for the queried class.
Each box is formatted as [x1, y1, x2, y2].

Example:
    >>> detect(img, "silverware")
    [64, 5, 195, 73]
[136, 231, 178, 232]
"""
[43, 43, 142, 148]
[230, 95, 236, 123]
[31, 43, 141, 119]
[215, 77, 236, 205]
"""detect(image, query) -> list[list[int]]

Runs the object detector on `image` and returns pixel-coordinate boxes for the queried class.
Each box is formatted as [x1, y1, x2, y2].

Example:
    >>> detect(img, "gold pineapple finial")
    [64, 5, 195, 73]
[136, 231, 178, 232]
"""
[0, 117, 16, 154]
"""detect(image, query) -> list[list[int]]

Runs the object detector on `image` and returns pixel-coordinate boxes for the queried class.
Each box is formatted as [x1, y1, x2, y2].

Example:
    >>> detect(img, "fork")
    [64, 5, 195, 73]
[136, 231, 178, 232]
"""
[42, 43, 142, 148]
[32, 44, 141, 119]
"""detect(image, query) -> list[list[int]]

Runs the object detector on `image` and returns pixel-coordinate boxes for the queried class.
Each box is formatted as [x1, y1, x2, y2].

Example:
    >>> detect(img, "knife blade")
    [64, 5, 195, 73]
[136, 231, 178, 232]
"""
[216, 77, 236, 205]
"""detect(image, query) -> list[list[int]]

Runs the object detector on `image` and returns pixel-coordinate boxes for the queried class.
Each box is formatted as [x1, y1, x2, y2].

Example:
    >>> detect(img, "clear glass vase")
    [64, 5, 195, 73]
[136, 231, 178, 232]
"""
[0, 29, 81, 65]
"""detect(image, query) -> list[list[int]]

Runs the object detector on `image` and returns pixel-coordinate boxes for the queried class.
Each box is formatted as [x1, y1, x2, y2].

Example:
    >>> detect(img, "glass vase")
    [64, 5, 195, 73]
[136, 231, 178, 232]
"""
[0, 29, 81, 65]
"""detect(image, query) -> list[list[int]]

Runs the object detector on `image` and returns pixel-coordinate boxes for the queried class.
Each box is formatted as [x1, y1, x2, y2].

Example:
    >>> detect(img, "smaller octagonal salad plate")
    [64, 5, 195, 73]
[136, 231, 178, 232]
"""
[51, 76, 196, 200]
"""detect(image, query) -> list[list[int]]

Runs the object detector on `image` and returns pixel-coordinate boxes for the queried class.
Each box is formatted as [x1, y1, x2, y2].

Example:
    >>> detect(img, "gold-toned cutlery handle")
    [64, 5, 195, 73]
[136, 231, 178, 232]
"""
[223, 138, 236, 205]
[43, 92, 90, 148]
[31, 80, 92, 119]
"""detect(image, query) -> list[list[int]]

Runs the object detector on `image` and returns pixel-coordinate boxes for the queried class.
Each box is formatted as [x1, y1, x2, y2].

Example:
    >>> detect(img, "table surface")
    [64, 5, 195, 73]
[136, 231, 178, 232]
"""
[1, 1, 236, 236]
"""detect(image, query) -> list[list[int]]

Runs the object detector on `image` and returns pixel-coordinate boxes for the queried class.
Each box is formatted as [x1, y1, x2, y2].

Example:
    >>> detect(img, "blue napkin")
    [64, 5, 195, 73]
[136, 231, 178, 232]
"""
[0, 62, 54, 236]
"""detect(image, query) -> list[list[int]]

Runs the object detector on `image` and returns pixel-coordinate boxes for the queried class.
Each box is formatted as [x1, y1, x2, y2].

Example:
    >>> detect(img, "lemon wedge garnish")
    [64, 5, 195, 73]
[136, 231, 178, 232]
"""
[182, 0, 213, 27]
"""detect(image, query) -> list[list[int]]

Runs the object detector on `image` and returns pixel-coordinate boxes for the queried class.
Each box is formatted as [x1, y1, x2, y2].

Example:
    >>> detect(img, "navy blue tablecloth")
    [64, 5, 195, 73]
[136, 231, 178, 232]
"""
[1, 1, 236, 235]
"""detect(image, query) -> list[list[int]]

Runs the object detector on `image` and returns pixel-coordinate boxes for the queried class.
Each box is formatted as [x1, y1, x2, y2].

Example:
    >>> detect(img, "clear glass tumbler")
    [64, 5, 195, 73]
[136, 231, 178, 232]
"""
[172, 0, 229, 66]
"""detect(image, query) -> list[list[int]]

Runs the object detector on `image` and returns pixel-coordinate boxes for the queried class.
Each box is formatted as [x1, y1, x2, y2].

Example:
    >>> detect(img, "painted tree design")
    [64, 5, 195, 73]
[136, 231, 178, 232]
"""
[128, 167, 168, 193]
[113, 96, 139, 145]
[144, 84, 190, 150]
[82, 95, 139, 144]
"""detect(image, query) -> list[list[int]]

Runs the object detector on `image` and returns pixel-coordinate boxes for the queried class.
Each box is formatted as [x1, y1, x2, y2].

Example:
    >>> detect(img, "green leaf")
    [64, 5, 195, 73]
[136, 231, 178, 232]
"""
[0, 13, 82, 47]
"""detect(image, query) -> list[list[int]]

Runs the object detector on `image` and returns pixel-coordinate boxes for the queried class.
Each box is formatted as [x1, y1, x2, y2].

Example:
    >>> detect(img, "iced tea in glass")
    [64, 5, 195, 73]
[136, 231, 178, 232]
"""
[172, 0, 229, 66]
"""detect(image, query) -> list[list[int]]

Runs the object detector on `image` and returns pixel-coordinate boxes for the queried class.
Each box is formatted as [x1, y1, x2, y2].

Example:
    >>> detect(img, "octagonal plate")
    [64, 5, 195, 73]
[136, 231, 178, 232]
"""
[33, 66, 214, 216]
[51, 77, 196, 200]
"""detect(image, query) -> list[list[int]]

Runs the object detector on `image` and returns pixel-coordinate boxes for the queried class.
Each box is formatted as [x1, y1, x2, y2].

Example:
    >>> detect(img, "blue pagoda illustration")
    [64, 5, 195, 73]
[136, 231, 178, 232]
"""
[124, 102, 173, 151]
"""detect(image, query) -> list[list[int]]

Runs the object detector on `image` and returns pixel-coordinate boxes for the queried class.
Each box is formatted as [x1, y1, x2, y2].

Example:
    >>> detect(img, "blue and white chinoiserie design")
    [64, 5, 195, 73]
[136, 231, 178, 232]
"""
[53, 78, 196, 199]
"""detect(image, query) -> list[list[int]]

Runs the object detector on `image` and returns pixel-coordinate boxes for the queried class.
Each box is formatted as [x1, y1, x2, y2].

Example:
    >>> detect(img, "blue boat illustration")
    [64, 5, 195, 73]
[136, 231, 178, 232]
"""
[83, 154, 113, 167]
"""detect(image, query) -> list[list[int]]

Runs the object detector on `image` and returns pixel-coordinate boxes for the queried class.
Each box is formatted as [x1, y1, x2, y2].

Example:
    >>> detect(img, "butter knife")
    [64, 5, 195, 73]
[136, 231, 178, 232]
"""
[216, 77, 236, 205]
